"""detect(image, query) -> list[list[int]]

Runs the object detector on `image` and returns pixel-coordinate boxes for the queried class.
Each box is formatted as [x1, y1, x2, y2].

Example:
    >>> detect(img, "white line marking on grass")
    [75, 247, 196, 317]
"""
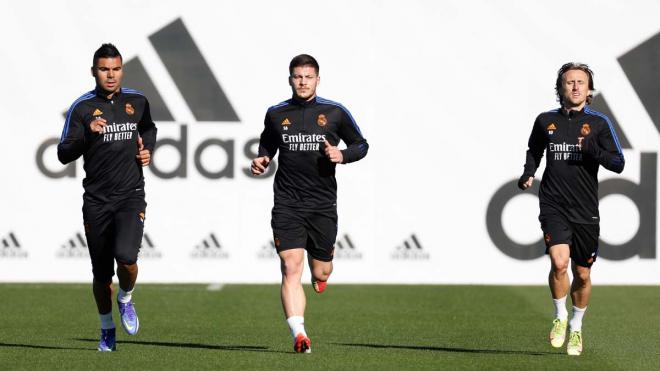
[206, 283, 225, 291]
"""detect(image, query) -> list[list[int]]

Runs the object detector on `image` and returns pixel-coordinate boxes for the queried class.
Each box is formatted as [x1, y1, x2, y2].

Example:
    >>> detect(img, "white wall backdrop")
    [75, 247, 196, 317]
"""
[1, 0, 659, 283]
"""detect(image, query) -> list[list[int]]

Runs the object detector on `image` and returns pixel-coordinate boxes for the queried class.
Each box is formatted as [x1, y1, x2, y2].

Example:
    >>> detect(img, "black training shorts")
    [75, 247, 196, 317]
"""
[540, 209, 599, 268]
[83, 194, 147, 282]
[271, 205, 338, 262]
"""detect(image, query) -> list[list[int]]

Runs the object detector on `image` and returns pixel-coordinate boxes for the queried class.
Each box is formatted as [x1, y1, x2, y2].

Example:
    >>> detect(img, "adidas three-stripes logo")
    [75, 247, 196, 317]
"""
[1, 232, 27, 258]
[124, 18, 239, 123]
[191, 232, 228, 259]
[57, 232, 88, 258]
[392, 234, 429, 260]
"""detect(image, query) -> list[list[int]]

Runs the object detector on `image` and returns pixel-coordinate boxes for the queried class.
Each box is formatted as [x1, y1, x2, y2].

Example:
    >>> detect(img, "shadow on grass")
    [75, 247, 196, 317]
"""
[75, 338, 287, 354]
[333, 342, 559, 356]
[0, 342, 93, 351]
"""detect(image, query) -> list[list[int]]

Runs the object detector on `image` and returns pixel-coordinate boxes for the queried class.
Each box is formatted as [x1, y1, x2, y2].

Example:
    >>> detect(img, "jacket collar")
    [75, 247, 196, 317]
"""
[560, 106, 586, 119]
[95, 87, 122, 101]
[290, 95, 317, 107]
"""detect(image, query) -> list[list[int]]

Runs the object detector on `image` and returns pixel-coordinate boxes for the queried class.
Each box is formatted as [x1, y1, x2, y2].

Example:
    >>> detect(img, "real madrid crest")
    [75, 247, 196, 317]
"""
[317, 114, 327, 127]
[125, 103, 135, 115]
[581, 123, 591, 136]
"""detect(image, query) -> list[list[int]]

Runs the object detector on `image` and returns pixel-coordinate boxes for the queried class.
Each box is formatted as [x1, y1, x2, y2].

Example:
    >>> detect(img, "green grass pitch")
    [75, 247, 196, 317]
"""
[1, 284, 659, 370]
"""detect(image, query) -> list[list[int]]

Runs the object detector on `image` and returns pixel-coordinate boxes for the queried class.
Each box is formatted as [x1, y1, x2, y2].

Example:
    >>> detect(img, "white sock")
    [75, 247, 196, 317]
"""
[100, 312, 115, 330]
[553, 296, 568, 321]
[569, 306, 587, 332]
[117, 287, 134, 304]
[286, 316, 307, 339]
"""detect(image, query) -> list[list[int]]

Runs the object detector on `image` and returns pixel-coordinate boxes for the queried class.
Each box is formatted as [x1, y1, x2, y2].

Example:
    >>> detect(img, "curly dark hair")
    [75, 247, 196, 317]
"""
[555, 62, 594, 107]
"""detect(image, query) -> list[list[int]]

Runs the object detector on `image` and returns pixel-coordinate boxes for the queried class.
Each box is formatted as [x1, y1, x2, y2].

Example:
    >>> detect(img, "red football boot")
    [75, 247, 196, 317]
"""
[312, 279, 327, 294]
[294, 333, 311, 353]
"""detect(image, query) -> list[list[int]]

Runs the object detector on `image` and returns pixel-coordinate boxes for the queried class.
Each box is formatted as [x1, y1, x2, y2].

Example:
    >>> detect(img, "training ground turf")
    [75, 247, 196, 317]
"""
[0, 284, 659, 370]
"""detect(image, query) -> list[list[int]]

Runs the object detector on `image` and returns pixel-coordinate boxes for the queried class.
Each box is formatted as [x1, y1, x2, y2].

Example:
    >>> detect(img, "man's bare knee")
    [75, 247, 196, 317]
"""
[280, 251, 304, 278]
[313, 269, 331, 282]
[551, 259, 569, 276]
[310, 260, 333, 281]
[548, 244, 570, 275]
[572, 266, 591, 286]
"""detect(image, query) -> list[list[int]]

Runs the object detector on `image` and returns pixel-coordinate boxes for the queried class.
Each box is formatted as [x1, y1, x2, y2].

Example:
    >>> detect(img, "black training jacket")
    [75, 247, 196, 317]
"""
[58, 88, 157, 204]
[258, 96, 369, 209]
[522, 106, 624, 224]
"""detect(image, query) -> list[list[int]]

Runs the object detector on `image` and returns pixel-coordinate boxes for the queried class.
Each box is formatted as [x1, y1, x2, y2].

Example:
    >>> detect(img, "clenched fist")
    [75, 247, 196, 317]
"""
[324, 139, 343, 164]
[251, 156, 271, 175]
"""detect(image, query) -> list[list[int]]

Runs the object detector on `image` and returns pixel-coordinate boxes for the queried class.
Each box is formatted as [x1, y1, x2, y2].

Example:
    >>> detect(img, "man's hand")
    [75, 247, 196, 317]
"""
[580, 134, 601, 160]
[89, 117, 107, 134]
[251, 156, 271, 175]
[135, 136, 151, 167]
[324, 139, 343, 164]
[518, 175, 533, 190]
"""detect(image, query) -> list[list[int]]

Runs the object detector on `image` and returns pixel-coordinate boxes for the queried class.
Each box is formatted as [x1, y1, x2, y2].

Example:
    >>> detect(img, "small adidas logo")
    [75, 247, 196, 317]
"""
[191, 232, 228, 259]
[257, 240, 278, 260]
[334, 234, 362, 260]
[139, 233, 162, 259]
[1, 232, 28, 258]
[57, 232, 89, 258]
[391, 234, 430, 260]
